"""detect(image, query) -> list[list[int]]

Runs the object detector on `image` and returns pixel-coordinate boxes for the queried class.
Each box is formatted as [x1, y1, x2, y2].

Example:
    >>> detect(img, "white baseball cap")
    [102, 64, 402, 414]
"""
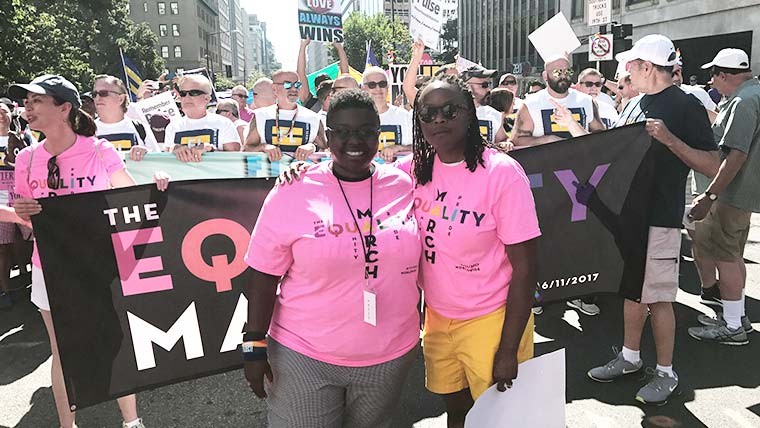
[701, 48, 750, 70]
[615, 34, 679, 67]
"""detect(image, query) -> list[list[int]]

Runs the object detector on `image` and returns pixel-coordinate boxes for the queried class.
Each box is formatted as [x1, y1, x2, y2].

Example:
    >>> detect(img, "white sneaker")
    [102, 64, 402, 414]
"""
[567, 299, 600, 316]
[532, 306, 543, 315]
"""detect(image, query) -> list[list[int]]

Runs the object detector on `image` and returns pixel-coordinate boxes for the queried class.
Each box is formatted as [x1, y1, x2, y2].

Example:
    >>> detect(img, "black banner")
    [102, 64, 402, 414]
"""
[33, 124, 653, 410]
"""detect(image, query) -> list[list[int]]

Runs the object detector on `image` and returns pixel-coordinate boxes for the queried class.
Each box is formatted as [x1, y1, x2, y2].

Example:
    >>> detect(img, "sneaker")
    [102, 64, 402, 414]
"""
[0, 292, 12, 310]
[532, 306, 543, 315]
[688, 324, 749, 346]
[700, 284, 722, 307]
[122, 419, 146, 428]
[567, 299, 600, 316]
[697, 313, 754, 334]
[588, 351, 643, 382]
[635, 368, 678, 405]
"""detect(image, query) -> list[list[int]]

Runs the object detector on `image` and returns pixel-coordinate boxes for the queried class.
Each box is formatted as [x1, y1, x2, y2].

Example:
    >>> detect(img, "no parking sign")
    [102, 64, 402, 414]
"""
[589, 34, 614, 61]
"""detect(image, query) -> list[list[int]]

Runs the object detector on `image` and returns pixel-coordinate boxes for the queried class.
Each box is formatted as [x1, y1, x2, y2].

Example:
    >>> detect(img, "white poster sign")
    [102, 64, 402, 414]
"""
[298, 0, 344, 43]
[588, 0, 611, 27]
[528, 13, 581, 62]
[409, 0, 445, 49]
[589, 34, 614, 61]
[134, 91, 181, 124]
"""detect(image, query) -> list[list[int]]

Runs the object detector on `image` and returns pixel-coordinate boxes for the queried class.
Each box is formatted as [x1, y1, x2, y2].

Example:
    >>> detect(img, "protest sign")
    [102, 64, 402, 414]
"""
[528, 13, 581, 62]
[298, 0, 344, 43]
[305, 62, 363, 95]
[589, 34, 614, 61]
[588, 0, 611, 26]
[133, 91, 181, 124]
[388, 64, 442, 105]
[409, 0, 445, 48]
[37, 125, 653, 408]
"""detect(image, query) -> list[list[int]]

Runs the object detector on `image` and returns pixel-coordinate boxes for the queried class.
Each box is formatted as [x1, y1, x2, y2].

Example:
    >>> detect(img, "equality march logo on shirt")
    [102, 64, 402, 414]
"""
[98, 133, 137, 151]
[174, 129, 219, 148]
[540, 107, 587, 139]
[415, 189, 487, 266]
[478, 120, 493, 142]
[264, 119, 312, 151]
[379, 124, 402, 150]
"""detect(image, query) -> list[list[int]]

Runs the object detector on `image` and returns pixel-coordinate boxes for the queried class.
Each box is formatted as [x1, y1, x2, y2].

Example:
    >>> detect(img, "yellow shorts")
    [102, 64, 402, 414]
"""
[422, 306, 534, 400]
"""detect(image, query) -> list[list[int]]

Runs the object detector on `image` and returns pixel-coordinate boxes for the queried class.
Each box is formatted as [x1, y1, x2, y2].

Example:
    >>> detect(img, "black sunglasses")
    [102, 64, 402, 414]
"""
[364, 80, 388, 89]
[418, 103, 465, 123]
[178, 89, 208, 97]
[216, 109, 232, 114]
[581, 81, 603, 88]
[231, 93, 247, 98]
[326, 126, 380, 141]
[470, 81, 491, 89]
[92, 90, 123, 98]
[502, 80, 517, 85]
[47, 155, 60, 189]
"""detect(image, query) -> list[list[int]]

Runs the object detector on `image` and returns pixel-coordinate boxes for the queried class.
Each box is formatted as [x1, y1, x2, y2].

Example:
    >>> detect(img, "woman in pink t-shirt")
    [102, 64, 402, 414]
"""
[243, 90, 421, 427]
[406, 75, 541, 427]
[9, 75, 168, 428]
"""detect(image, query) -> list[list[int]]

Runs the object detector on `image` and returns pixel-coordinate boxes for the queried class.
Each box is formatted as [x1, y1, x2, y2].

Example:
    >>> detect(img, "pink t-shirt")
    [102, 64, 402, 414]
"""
[15, 136, 126, 267]
[397, 149, 541, 320]
[245, 162, 421, 367]
[239, 106, 255, 123]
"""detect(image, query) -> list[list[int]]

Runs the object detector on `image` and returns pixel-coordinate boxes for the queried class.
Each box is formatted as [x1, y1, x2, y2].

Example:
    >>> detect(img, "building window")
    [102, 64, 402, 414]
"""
[161, 46, 169, 58]
[571, 0, 584, 19]
[157, 2, 166, 14]
[159, 24, 167, 37]
[174, 46, 182, 58]
[170, 2, 179, 14]
[172, 24, 180, 36]
[143, 2, 148, 12]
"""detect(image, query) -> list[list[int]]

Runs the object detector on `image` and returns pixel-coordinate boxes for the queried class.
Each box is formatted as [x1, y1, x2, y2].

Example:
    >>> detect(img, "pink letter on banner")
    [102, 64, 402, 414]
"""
[181, 219, 250, 293]
[112, 227, 173, 296]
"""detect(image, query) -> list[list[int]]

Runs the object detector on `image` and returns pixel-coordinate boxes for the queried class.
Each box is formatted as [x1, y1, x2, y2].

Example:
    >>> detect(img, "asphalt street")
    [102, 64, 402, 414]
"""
[1, 215, 759, 428]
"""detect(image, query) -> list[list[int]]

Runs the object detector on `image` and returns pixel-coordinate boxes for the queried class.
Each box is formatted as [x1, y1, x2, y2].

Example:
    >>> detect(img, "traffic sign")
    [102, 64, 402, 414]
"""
[589, 34, 614, 61]
[588, 0, 611, 26]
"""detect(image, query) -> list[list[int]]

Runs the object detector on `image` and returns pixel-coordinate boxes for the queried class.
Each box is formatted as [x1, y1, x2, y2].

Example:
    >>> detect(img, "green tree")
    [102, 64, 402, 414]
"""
[213, 74, 236, 91]
[245, 70, 269, 88]
[434, 18, 458, 65]
[331, 13, 412, 70]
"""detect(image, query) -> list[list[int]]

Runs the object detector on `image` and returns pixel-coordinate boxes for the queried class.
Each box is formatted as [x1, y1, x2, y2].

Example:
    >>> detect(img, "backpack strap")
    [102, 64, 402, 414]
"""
[132, 120, 147, 145]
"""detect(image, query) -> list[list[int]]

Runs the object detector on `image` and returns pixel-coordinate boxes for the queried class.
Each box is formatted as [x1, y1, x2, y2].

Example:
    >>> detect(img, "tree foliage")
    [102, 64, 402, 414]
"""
[434, 18, 458, 65]
[331, 13, 412, 70]
[245, 70, 269, 88]
[0, 0, 164, 95]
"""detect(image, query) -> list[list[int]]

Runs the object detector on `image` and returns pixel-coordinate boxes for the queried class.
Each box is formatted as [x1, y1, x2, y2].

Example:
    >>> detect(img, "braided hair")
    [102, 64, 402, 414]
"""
[412, 74, 500, 186]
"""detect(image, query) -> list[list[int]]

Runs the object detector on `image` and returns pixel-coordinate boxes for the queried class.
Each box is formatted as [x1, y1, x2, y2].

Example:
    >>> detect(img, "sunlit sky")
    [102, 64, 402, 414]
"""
[240, 0, 300, 69]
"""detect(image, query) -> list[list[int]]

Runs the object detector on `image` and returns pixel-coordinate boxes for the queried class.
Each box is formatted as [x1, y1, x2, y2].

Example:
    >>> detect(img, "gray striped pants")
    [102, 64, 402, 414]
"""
[266, 339, 418, 428]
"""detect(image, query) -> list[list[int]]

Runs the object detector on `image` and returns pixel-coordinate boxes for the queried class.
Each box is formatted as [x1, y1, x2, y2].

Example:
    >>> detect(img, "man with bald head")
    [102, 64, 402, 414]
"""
[362, 66, 412, 162]
[245, 70, 325, 162]
[251, 78, 276, 109]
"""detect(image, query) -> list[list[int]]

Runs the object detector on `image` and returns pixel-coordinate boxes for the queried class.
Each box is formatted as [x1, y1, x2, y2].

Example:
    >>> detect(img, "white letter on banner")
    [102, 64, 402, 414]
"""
[127, 302, 204, 371]
[219, 293, 248, 353]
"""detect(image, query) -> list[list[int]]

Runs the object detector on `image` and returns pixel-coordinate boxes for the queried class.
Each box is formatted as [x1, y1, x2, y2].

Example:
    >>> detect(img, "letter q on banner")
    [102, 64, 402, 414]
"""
[181, 219, 250, 293]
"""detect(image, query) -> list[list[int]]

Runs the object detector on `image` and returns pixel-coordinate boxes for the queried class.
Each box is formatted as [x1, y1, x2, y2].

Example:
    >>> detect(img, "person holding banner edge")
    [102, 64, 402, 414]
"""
[8, 74, 170, 428]
[297, 38, 349, 112]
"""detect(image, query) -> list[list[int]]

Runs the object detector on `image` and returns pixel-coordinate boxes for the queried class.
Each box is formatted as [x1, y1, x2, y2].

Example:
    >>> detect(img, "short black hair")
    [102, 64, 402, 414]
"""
[653, 64, 674, 75]
[326, 89, 378, 127]
[314, 73, 332, 88]
[316, 80, 333, 103]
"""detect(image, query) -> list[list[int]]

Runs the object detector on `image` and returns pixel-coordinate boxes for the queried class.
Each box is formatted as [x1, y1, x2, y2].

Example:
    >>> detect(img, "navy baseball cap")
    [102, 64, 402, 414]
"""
[8, 74, 82, 109]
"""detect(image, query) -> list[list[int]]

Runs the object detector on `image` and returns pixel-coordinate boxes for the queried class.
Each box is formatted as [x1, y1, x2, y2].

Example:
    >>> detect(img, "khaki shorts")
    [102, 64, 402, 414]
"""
[641, 227, 681, 304]
[694, 202, 751, 262]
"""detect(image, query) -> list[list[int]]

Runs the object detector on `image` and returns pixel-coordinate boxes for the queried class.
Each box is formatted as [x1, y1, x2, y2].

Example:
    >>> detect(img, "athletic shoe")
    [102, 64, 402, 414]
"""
[688, 324, 749, 346]
[635, 368, 678, 405]
[567, 299, 600, 316]
[697, 313, 754, 334]
[700, 284, 722, 307]
[0, 292, 12, 310]
[532, 306, 543, 315]
[588, 351, 643, 382]
[122, 419, 146, 428]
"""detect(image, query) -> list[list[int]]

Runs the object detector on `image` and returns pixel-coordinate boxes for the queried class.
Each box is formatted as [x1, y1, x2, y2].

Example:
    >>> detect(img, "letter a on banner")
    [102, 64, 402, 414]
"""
[298, 0, 344, 43]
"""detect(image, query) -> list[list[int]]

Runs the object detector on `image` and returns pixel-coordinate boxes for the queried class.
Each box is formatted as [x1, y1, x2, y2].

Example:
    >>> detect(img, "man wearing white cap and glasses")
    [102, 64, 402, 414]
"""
[587, 34, 720, 406]
[687, 48, 758, 345]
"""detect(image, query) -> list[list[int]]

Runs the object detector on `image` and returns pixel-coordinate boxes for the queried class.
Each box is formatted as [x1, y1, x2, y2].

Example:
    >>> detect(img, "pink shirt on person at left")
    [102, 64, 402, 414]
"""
[239, 106, 254, 123]
[14, 136, 126, 267]
[245, 162, 421, 367]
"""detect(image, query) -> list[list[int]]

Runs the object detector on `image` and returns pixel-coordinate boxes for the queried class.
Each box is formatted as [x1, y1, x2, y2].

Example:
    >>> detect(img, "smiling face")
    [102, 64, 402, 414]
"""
[417, 81, 471, 156]
[362, 70, 389, 107]
[272, 71, 300, 105]
[544, 57, 573, 94]
[327, 107, 380, 179]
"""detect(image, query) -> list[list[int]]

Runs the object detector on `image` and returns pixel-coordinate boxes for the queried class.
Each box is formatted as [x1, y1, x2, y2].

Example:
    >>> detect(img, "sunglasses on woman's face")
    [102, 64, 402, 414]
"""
[178, 89, 208, 97]
[47, 155, 60, 189]
[363, 80, 388, 89]
[502, 80, 517, 85]
[580, 81, 603, 88]
[326, 126, 380, 141]
[418, 103, 465, 123]
[92, 90, 123, 98]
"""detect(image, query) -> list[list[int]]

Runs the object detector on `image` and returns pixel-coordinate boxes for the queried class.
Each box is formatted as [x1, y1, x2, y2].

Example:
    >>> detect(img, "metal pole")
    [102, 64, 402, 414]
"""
[206, 33, 211, 74]
[391, 0, 396, 52]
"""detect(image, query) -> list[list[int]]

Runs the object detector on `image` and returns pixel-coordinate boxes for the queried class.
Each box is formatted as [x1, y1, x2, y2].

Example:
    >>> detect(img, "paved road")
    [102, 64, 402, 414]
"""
[2, 217, 759, 428]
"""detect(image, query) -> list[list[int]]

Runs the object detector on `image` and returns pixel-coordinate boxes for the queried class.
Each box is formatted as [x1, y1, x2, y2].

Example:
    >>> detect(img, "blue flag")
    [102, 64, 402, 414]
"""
[120, 50, 144, 102]
[365, 41, 379, 70]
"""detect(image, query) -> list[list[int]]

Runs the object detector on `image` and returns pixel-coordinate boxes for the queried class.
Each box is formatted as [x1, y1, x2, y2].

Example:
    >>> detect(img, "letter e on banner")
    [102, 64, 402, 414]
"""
[181, 219, 250, 293]
[112, 227, 173, 296]
[128, 302, 204, 371]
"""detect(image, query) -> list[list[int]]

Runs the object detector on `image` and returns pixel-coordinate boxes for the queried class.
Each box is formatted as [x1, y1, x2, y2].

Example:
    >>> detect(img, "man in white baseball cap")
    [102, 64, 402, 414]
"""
[687, 48, 757, 346]
[588, 34, 720, 406]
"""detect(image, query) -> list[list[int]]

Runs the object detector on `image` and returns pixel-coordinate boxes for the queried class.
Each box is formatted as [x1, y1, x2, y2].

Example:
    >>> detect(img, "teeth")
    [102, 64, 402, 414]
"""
[346, 151, 363, 156]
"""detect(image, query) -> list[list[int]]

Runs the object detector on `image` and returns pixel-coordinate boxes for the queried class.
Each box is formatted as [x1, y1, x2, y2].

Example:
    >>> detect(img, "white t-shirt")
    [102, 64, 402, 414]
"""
[476, 105, 503, 144]
[318, 109, 327, 128]
[164, 113, 241, 150]
[523, 88, 595, 138]
[597, 92, 616, 107]
[597, 100, 620, 129]
[252, 104, 321, 152]
[680, 84, 717, 111]
[95, 117, 161, 152]
[511, 97, 524, 114]
[379, 105, 413, 148]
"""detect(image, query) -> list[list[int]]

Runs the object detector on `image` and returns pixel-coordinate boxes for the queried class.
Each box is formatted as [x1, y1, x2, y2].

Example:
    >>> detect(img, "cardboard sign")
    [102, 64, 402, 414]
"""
[589, 34, 614, 61]
[588, 0, 611, 26]
[298, 0, 344, 43]
[409, 0, 445, 48]
[528, 13, 581, 62]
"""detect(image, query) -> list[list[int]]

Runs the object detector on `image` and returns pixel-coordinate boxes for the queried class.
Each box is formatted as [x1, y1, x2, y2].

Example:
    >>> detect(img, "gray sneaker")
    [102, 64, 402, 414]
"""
[122, 419, 146, 428]
[567, 299, 600, 316]
[635, 368, 678, 405]
[532, 306, 543, 315]
[588, 351, 643, 382]
[697, 313, 754, 334]
[688, 324, 749, 346]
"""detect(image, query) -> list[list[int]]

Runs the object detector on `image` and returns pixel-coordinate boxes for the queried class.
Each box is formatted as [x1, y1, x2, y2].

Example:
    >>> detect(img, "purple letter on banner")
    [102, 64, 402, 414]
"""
[554, 164, 610, 222]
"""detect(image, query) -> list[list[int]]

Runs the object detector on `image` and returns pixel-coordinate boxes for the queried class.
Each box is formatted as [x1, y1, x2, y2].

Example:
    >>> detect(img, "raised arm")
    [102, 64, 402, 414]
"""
[297, 39, 311, 104]
[403, 39, 425, 103]
[334, 42, 349, 74]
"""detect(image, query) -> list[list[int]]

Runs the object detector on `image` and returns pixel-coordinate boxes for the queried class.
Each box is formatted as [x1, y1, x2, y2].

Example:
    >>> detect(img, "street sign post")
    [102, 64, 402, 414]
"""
[587, 0, 611, 27]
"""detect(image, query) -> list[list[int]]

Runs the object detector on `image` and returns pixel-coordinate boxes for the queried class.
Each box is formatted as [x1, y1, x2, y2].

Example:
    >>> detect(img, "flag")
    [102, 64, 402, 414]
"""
[120, 49, 143, 102]
[365, 41, 380, 70]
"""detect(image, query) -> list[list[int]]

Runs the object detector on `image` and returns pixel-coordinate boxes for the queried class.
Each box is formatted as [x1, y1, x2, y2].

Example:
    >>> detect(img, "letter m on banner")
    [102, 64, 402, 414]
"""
[120, 49, 144, 102]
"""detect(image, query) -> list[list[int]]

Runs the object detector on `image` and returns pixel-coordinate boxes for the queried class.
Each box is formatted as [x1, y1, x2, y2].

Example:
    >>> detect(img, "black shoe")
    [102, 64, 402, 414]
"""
[700, 283, 722, 307]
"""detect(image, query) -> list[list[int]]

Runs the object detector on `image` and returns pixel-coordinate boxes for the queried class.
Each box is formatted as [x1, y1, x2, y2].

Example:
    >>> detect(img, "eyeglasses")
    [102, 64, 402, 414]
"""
[92, 90, 123, 98]
[216, 109, 232, 114]
[274, 81, 303, 90]
[47, 155, 60, 189]
[178, 89, 208, 97]
[551, 69, 575, 78]
[326, 126, 380, 140]
[502, 80, 517, 85]
[232, 93, 247, 98]
[418, 103, 465, 123]
[469, 81, 491, 89]
[363, 80, 388, 89]
[580, 81, 603, 88]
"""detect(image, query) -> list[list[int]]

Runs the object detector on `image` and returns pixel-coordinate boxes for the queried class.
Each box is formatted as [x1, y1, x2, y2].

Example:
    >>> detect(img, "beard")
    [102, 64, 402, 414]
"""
[547, 77, 571, 94]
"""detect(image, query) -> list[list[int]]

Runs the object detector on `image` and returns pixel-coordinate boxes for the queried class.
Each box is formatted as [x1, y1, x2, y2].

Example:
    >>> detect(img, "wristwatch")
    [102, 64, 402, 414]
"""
[705, 191, 718, 201]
